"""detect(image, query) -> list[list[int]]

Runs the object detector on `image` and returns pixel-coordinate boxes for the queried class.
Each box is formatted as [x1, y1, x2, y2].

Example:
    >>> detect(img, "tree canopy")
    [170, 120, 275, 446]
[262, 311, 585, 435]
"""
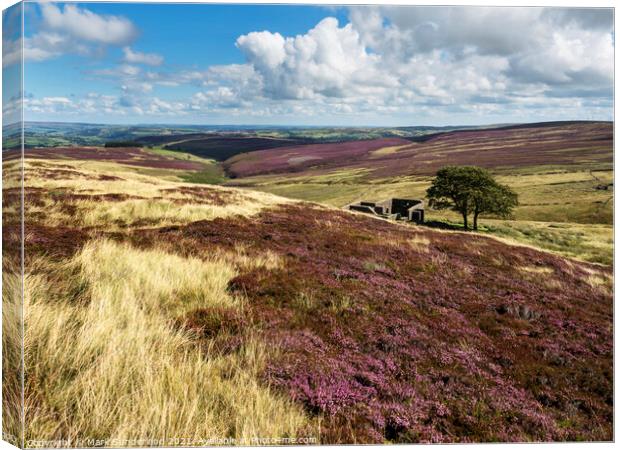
[426, 166, 518, 230]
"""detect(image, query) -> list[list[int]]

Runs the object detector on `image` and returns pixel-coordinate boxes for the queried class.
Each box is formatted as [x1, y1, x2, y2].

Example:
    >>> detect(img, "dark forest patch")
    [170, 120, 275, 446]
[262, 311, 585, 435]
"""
[163, 136, 311, 161]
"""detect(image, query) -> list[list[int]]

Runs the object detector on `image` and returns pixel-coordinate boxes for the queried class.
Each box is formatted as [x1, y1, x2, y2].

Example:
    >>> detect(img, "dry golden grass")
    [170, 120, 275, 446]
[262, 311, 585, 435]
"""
[581, 267, 613, 295]
[405, 235, 431, 253]
[75, 197, 276, 229]
[13, 159, 314, 445]
[22, 240, 313, 445]
[2, 263, 23, 447]
[23, 159, 293, 229]
[480, 220, 613, 266]
[517, 266, 563, 290]
[218, 244, 283, 271]
[2, 159, 21, 190]
[369, 144, 412, 157]
[519, 265, 555, 275]
[13, 153, 612, 444]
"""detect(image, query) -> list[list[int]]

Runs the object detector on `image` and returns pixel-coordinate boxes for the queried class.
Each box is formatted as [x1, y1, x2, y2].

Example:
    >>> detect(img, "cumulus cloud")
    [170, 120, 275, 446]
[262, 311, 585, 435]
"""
[188, 64, 261, 109]
[236, 31, 286, 70]
[90, 60, 262, 112]
[543, 8, 614, 30]
[23, 6, 613, 124]
[2, 37, 23, 67]
[190, 88, 244, 109]
[349, 6, 613, 97]
[122, 47, 164, 66]
[22, 92, 181, 118]
[24, 95, 78, 115]
[228, 6, 613, 121]
[9, 3, 138, 66]
[233, 13, 512, 111]
[356, 7, 547, 56]
[236, 18, 387, 100]
[40, 3, 137, 45]
[2, 94, 23, 124]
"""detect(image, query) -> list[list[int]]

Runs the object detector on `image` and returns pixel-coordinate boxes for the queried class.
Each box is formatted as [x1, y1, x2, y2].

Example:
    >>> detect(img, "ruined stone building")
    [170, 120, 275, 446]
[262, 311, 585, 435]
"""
[347, 198, 424, 223]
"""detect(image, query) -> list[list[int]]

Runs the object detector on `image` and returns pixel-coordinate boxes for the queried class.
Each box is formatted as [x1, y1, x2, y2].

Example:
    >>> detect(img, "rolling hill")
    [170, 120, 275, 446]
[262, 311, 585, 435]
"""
[220, 121, 613, 260]
[161, 136, 312, 161]
[2, 153, 613, 444]
[4, 122, 498, 151]
[223, 121, 612, 179]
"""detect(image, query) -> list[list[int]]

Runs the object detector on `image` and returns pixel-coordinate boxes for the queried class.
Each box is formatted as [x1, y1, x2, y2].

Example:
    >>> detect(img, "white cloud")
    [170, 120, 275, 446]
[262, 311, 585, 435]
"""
[122, 82, 153, 94]
[236, 31, 286, 70]
[119, 64, 141, 77]
[22, 6, 613, 124]
[508, 27, 613, 87]
[236, 17, 386, 100]
[40, 3, 137, 46]
[349, 6, 613, 96]
[191, 87, 245, 109]
[2, 37, 23, 67]
[89, 60, 261, 111]
[2, 94, 23, 124]
[122, 47, 164, 66]
[227, 7, 613, 121]
[12, 3, 138, 65]
[24, 96, 74, 114]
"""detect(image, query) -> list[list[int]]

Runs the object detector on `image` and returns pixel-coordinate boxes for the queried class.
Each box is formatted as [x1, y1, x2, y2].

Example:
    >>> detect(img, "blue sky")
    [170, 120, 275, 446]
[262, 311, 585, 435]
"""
[21, 4, 338, 103]
[3, 2, 615, 126]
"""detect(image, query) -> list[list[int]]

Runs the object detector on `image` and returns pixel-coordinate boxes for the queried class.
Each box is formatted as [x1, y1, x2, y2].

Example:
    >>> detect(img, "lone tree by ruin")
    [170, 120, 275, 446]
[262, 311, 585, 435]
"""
[426, 166, 518, 230]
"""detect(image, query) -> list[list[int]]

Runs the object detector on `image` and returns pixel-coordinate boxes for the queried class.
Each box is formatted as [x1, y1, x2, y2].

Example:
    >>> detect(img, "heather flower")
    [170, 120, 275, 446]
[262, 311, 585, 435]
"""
[134, 203, 613, 443]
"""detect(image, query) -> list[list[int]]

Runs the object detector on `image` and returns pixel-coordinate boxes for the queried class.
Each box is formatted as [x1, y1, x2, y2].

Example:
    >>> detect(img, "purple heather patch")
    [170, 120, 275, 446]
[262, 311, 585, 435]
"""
[131, 204, 612, 443]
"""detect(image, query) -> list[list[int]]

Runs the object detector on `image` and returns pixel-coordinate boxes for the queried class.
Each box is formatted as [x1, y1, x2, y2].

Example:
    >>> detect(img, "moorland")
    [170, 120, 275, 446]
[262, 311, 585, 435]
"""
[9, 120, 613, 264]
[1, 120, 613, 444]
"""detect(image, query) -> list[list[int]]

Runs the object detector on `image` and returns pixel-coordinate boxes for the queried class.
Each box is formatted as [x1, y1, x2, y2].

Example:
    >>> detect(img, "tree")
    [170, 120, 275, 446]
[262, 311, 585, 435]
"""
[426, 166, 518, 230]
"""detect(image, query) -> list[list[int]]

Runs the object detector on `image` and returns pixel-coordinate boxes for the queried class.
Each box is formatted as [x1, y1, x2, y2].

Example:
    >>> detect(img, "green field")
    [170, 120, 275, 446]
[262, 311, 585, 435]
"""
[226, 164, 613, 265]
[144, 146, 228, 184]
[113, 155, 612, 266]
[12, 122, 613, 266]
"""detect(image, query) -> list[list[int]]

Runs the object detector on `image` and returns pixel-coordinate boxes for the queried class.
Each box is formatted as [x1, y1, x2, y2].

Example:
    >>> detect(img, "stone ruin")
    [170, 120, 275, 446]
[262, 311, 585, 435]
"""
[347, 198, 424, 224]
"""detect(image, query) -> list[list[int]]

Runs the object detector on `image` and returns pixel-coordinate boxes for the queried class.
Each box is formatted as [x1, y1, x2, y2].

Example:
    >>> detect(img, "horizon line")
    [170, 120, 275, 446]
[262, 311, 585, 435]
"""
[4, 119, 612, 130]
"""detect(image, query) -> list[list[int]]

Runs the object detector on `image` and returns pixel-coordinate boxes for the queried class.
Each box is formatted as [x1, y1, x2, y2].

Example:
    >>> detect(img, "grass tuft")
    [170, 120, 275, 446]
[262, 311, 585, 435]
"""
[22, 240, 312, 443]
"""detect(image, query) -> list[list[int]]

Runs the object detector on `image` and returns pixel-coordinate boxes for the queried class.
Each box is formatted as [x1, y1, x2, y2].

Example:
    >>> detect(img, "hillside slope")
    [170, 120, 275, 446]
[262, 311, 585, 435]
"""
[134, 204, 613, 443]
[3, 156, 612, 444]
[224, 122, 612, 179]
[224, 138, 411, 178]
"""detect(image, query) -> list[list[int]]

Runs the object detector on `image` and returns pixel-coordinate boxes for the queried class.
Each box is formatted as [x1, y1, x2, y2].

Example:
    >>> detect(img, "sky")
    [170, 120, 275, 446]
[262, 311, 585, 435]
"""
[2, 1, 615, 126]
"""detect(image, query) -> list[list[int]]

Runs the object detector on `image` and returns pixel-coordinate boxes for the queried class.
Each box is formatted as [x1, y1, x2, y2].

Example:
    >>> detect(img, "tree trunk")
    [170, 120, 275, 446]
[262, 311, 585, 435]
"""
[462, 212, 468, 230]
[473, 211, 479, 231]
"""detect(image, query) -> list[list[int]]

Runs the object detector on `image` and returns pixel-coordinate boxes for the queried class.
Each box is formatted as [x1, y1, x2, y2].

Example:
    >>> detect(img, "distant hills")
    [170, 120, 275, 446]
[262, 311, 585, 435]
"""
[3, 120, 611, 160]
[223, 121, 613, 179]
[6, 121, 495, 150]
